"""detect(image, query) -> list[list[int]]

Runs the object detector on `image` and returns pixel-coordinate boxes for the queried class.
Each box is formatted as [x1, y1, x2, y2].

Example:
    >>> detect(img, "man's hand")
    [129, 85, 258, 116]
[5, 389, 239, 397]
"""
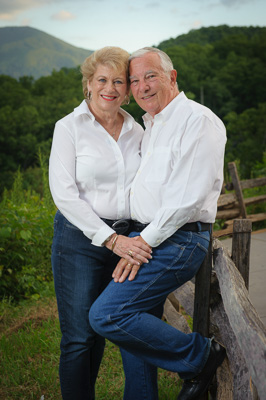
[105, 234, 152, 266]
[112, 236, 151, 283]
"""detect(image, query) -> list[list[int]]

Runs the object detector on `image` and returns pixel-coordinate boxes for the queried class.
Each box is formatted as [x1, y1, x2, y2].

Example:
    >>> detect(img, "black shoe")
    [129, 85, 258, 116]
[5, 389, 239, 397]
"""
[177, 339, 226, 400]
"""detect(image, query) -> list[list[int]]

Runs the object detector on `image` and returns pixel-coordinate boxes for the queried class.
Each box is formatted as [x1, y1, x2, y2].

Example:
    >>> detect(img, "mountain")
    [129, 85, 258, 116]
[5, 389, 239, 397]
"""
[0, 26, 93, 79]
[157, 24, 266, 49]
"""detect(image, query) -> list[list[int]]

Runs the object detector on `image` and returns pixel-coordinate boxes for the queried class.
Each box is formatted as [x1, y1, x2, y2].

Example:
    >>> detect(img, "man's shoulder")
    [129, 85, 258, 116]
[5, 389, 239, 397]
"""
[183, 97, 224, 128]
[183, 96, 211, 116]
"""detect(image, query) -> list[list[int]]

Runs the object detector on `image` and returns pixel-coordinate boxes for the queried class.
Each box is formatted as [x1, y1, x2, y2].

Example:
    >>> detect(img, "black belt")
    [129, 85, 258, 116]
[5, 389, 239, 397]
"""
[102, 218, 211, 235]
[133, 221, 211, 233]
[102, 218, 133, 235]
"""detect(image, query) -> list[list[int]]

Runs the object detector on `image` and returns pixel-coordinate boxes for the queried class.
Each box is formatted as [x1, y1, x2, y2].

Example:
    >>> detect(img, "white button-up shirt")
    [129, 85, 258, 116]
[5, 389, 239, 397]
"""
[49, 100, 143, 246]
[130, 92, 227, 247]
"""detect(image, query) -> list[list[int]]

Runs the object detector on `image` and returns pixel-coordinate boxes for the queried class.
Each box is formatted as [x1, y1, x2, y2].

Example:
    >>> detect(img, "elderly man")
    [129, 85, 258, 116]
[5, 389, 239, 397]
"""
[89, 47, 227, 400]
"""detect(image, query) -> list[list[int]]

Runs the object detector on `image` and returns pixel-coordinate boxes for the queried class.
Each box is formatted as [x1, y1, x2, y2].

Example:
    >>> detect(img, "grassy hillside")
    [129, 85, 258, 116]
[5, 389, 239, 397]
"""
[0, 26, 93, 79]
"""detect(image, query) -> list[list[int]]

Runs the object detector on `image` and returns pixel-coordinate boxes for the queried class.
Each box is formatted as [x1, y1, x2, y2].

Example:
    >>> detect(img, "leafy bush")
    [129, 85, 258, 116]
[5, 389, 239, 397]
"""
[0, 164, 56, 302]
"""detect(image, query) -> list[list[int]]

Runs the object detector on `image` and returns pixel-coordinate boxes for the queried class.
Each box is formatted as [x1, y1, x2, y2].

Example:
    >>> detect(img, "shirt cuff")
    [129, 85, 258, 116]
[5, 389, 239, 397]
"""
[140, 224, 165, 247]
[86, 225, 116, 247]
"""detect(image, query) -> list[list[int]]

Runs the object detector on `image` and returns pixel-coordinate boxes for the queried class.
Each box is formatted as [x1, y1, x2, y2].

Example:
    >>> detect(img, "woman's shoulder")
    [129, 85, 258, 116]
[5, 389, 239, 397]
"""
[57, 100, 88, 123]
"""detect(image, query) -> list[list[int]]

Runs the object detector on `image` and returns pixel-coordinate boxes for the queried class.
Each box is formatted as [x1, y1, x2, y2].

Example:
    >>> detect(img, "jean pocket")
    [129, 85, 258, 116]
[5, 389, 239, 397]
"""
[193, 230, 210, 247]
[174, 241, 209, 286]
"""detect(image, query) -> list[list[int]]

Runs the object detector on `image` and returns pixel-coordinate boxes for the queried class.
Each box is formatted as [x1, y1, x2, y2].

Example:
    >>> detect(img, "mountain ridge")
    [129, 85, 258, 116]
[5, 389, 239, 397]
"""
[0, 26, 93, 79]
[1, 25, 265, 79]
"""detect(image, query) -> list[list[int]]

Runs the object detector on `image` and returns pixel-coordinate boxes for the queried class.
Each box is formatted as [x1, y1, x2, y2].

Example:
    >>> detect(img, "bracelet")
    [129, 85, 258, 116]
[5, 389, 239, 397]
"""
[111, 234, 119, 251]
[103, 234, 113, 246]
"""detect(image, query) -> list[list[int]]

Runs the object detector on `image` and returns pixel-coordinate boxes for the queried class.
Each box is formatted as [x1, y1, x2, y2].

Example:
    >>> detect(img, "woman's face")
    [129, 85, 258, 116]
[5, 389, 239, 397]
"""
[87, 64, 128, 114]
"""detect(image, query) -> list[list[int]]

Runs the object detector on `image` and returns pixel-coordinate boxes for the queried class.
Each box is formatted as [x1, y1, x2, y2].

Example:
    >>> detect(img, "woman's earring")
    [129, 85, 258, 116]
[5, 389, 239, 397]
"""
[87, 91, 92, 101]
[125, 95, 130, 105]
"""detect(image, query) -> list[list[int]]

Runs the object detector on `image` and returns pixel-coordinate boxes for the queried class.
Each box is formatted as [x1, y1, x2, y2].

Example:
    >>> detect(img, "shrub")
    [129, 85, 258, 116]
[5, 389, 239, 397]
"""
[0, 162, 56, 302]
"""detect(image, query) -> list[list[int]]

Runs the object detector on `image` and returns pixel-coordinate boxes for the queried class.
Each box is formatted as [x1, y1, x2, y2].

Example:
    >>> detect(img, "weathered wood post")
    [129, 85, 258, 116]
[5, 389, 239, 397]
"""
[228, 162, 247, 218]
[193, 235, 212, 336]
[231, 218, 259, 398]
[231, 219, 252, 289]
[193, 228, 213, 400]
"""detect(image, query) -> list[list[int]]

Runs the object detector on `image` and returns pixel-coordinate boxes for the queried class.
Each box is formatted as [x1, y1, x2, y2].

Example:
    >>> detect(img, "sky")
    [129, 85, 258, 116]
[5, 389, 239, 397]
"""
[0, 0, 265, 53]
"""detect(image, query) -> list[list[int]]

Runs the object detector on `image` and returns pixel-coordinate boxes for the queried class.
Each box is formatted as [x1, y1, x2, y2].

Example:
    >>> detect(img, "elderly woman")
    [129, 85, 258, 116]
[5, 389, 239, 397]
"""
[49, 47, 153, 400]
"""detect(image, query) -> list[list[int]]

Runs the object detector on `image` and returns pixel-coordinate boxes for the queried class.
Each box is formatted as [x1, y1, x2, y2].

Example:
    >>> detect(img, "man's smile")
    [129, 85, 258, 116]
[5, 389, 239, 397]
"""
[142, 94, 155, 100]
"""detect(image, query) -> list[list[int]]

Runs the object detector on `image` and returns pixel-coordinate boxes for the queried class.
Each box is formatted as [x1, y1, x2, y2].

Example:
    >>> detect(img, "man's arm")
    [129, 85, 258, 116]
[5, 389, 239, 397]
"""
[140, 115, 226, 247]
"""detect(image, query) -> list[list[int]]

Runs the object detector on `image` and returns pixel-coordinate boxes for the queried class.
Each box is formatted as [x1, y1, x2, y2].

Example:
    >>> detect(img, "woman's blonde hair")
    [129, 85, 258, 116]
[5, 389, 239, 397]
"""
[80, 46, 130, 98]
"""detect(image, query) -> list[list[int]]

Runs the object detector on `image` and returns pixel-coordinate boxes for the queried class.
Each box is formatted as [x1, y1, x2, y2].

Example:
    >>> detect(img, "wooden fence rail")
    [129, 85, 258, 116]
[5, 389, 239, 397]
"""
[164, 219, 266, 400]
[214, 162, 266, 237]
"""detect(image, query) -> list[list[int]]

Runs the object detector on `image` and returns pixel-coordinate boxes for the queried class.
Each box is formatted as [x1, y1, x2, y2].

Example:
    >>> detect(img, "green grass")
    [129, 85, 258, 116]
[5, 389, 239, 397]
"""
[0, 286, 181, 400]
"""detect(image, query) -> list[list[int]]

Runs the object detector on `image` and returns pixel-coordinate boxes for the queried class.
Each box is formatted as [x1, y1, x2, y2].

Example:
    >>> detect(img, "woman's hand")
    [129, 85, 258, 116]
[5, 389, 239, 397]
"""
[105, 234, 152, 266]
[112, 258, 143, 283]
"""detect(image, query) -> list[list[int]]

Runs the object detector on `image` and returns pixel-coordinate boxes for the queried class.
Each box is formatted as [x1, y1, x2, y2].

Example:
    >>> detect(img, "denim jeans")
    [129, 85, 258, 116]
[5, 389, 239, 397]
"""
[89, 229, 211, 383]
[52, 211, 159, 400]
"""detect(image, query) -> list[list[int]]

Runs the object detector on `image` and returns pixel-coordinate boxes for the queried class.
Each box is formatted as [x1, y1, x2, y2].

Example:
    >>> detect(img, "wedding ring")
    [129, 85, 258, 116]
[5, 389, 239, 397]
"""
[127, 263, 132, 267]
[127, 250, 133, 257]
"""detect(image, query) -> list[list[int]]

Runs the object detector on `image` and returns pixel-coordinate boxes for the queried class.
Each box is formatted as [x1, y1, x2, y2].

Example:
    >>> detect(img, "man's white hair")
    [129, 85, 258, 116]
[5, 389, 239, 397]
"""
[129, 47, 174, 77]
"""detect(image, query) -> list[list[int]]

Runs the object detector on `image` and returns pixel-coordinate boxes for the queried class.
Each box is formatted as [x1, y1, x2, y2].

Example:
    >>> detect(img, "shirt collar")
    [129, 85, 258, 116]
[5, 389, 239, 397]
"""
[74, 99, 95, 119]
[142, 91, 187, 128]
[73, 99, 134, 132]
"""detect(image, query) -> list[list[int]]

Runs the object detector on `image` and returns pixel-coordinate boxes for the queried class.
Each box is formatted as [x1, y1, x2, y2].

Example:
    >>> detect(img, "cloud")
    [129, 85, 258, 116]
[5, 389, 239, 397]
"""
[0, 0, 81, 21]
[0, 0, 50, 21]
[220, 0, 253, 6]
[192, 20, 202, 29]
[51, 10, 76, 21]
[145, 2, 160, 7]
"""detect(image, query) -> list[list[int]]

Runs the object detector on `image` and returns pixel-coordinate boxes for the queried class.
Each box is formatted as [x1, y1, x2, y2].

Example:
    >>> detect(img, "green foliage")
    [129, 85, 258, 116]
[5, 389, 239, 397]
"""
[224, 104, 266, 178]
[0, 162, 56, 302]
[0, 67, 83, 195]
[158, 24, 266, 49]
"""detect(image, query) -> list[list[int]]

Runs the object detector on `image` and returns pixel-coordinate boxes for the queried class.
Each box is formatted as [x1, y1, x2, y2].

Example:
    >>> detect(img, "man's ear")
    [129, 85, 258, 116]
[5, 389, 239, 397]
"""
[170, 69, 177, 87]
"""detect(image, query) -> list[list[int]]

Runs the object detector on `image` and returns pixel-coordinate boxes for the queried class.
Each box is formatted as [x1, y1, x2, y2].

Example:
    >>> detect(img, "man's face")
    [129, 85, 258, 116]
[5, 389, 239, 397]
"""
[129, 52, 177, 117]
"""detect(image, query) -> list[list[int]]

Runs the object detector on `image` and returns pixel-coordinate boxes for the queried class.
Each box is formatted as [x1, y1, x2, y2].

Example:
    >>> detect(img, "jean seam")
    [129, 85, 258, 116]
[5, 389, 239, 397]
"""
[53, 219, 68, 338]
[196, 241, 209, 254]
[174, 241, 209, 285]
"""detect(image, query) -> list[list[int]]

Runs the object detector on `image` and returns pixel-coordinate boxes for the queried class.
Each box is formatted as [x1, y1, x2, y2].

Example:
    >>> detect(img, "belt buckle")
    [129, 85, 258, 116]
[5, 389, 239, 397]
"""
[112, 219, 130, 233]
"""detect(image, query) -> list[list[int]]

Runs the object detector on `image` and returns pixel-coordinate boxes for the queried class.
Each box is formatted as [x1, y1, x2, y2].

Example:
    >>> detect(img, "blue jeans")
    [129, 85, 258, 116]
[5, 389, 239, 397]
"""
[52, 211, 159, 400]
[89, 229, 211, 382]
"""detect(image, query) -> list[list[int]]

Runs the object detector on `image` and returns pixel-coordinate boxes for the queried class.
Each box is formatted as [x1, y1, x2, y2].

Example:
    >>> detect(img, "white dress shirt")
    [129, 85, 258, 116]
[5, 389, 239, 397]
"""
[130, 92, 227, 247]
[49, 100, 143, 246]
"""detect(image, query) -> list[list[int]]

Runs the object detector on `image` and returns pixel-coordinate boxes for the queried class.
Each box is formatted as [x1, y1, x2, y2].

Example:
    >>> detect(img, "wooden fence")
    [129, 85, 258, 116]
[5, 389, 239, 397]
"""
[164, 219, 266, 400]
[214, 162, 266, 237]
